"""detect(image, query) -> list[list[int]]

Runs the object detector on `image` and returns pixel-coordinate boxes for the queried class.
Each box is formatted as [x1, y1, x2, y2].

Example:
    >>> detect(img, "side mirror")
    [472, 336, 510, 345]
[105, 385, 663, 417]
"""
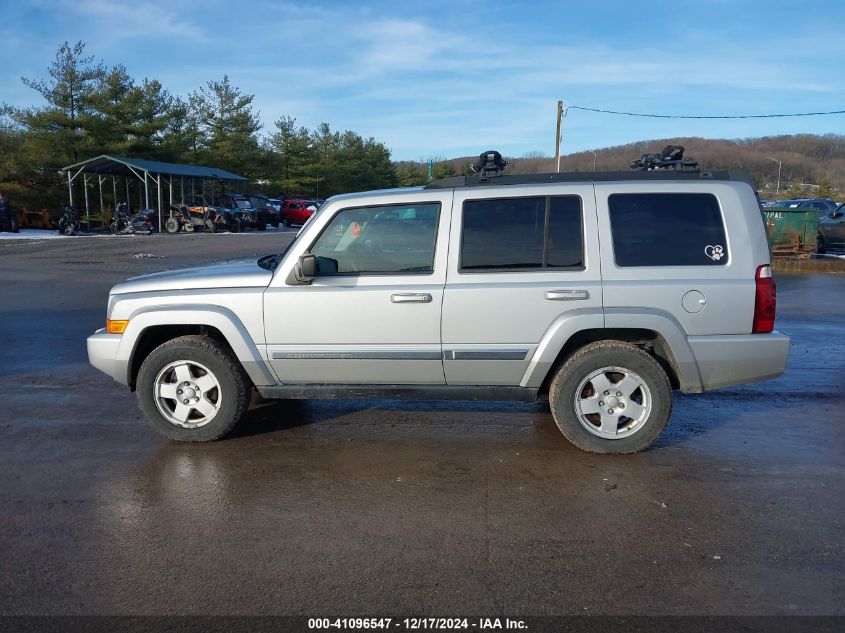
[298, 254, 317, 279]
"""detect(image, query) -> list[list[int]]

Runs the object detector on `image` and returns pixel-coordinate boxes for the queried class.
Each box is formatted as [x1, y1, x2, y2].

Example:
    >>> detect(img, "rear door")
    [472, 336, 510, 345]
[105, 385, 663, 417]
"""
[441, 184, 603, 385]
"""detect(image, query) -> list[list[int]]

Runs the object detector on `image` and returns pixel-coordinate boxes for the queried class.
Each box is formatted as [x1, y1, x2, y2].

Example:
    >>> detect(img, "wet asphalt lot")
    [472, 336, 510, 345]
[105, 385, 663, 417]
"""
[0, 231, 842, 616]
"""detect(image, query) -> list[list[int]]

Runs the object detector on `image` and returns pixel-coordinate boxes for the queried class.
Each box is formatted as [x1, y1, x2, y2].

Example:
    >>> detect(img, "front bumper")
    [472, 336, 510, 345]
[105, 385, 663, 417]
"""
[87, 329, 128, 385]
[689, 332, 790, 391]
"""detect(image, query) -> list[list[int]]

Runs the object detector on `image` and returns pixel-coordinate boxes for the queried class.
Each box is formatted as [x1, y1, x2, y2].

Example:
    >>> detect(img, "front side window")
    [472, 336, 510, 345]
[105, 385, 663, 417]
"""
[608, 193, 728, 267]
[310, 203, 440, 275]
[460, 195, 584, 271]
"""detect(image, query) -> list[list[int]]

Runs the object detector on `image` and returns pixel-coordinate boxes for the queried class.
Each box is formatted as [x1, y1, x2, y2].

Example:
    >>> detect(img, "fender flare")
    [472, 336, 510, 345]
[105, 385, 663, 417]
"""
[520, 308, 703, 393]
[116, 304, 275, 387]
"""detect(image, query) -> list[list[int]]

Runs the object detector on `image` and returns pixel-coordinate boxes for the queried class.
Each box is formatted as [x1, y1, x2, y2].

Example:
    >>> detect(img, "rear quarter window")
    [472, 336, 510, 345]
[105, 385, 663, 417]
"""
[608, 193, 728, 267]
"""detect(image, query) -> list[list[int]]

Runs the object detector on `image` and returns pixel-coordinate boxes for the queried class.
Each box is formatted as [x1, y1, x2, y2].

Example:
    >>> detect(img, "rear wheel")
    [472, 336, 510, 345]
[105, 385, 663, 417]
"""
[136, 335, 250, 441]
[282, 216, 291, 227]
[549, 341, 672, 453]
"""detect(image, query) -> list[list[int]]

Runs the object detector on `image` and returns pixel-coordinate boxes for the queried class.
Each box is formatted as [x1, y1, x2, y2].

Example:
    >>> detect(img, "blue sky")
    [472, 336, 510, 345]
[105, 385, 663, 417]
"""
[1, 0, 844, 160]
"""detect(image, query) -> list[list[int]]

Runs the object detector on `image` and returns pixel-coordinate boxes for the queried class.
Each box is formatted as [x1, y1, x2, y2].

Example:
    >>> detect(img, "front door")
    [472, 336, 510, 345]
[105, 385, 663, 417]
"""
[264, 192, 453, 385]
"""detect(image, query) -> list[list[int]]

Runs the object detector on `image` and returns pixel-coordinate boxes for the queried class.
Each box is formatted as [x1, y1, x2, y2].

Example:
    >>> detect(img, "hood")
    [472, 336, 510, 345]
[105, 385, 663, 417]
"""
[111, 257, 273, 295]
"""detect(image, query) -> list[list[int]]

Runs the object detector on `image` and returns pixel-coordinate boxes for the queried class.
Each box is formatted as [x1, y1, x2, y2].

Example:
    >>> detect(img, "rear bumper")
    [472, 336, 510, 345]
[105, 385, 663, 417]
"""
[688, 332, 790, 391]
[87, 329, 128, 386]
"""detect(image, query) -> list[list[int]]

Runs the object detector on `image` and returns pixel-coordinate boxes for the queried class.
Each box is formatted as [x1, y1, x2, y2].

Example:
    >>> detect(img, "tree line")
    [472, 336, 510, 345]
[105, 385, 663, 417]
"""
[4, 41, 842, 214]
[0, 41, 451, 212]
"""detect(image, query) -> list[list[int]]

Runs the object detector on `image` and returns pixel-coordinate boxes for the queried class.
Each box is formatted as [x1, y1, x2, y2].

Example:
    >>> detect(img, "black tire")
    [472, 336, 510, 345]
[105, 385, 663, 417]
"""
[136, 335, 250, 441]
[109, 221, 119, 235]
[10, 217, 19, 233]
[282, 216, 291, 227]
[164, 217, 180, 234]
[64, 223, 76, 236]
[271, 218, 279, 228]
[816, 234, 826, 254]
[257, 220, 267, 231]
[548, 340, 672, 453]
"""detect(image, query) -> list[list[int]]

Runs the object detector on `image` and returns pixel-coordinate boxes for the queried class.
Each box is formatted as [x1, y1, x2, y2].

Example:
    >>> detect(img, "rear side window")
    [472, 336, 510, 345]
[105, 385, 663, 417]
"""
[461, 195, 583, 271]
[608, 193, 728, 266]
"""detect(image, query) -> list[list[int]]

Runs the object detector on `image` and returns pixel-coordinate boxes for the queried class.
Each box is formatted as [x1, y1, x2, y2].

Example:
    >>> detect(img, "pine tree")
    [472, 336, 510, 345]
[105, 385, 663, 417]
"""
[191, 75, 261, 176]
[17, 41, 106, 165]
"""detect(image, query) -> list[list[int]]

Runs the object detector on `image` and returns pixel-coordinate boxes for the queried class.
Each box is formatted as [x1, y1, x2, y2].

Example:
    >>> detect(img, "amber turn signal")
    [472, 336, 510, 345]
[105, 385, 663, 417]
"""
[106, 320, 128, 334]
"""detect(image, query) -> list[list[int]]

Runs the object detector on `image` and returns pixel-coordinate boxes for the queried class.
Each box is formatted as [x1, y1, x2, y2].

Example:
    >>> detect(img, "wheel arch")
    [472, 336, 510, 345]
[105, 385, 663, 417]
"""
[116, 305, 275, 391]
[521, 310, 703, 394]
[537, 328, 683, 395]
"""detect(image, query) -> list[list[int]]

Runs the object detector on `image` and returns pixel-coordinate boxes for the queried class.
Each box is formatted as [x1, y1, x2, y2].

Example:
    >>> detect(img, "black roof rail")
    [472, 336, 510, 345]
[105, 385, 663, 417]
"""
[425, 169, 752, 189]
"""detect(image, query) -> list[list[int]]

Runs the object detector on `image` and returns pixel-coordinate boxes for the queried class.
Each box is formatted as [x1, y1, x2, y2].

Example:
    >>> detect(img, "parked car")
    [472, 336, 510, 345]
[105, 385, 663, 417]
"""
[280, 198, 316, 226]
[772, 198, 839, 213]
[817, 203, 845, 253]
[247, 194, 280, 228]
[217, 193, 259, 230]
[0, 193, 19, 233]
[87, 149, 789, 453]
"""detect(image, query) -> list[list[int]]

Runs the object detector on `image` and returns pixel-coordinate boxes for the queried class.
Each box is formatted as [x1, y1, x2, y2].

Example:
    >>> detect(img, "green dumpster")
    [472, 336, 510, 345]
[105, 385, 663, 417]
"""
[763, 207, 820, 255]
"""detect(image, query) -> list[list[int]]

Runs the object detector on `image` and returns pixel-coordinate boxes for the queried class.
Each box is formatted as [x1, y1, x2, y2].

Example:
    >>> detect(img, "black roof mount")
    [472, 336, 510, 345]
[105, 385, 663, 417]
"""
[630, 144, 699, 171]
[470, 150, 508, 182]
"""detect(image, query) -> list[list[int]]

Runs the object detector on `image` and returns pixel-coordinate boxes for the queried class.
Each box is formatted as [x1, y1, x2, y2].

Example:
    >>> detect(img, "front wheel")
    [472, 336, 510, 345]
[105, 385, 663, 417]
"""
[136, 335, 250, 441]
[549, 341, 672, 453]
[164, 217, 180, 234]
[816, 234, 826, 254]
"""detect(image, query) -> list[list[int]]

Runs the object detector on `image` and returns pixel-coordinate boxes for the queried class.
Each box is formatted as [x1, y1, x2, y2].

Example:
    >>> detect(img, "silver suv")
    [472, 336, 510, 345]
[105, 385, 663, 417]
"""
[88, 163, 789, 453]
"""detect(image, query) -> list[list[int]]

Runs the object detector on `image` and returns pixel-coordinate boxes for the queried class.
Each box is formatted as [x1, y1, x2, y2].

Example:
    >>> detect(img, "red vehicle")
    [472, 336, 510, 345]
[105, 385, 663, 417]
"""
[280, 199, 317, 227]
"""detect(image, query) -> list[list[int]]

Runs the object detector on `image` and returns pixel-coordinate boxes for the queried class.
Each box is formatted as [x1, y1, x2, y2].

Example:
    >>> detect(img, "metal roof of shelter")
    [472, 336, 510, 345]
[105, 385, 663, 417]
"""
[61, 155, 246, 180]
[60, 155, 246, 230]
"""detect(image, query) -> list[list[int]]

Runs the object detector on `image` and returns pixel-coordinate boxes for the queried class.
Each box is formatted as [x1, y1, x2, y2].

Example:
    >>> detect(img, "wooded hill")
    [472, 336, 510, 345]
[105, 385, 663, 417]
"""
[485, 135, 845, 199]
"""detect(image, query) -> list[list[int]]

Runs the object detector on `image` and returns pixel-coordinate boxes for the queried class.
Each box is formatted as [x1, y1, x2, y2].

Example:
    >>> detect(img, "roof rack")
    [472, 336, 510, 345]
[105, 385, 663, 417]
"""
[425, 146, 752, 189]
[425, 169, 742, 189]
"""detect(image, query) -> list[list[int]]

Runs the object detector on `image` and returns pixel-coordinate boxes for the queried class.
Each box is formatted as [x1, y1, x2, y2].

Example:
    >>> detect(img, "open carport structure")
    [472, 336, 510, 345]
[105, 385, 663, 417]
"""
[60, 155, 246, 229]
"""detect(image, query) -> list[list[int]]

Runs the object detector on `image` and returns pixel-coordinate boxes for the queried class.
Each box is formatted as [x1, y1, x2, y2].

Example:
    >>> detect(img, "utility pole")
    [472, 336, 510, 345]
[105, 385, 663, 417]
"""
[554, 100, 564, 173]
[767, 157, 783, 196]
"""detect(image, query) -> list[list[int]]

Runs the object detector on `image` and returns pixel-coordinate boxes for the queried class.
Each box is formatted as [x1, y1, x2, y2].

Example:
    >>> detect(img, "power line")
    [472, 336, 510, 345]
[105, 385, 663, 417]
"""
[566, 105, 845, 119]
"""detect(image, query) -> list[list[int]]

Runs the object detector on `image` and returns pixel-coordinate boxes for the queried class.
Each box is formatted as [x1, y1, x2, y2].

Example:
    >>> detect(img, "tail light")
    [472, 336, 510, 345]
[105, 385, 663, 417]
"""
[752, 265, 776, 333]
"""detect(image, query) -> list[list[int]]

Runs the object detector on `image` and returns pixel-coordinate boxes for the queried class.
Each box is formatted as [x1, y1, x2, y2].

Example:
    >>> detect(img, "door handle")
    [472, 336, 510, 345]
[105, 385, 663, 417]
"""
[391, 293, 433, 303]
[545, 289, 590, 301]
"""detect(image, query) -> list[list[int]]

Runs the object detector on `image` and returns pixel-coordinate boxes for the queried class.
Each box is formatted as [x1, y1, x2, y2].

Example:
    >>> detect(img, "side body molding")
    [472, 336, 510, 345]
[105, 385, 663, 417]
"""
[116, 304, 276, 387]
